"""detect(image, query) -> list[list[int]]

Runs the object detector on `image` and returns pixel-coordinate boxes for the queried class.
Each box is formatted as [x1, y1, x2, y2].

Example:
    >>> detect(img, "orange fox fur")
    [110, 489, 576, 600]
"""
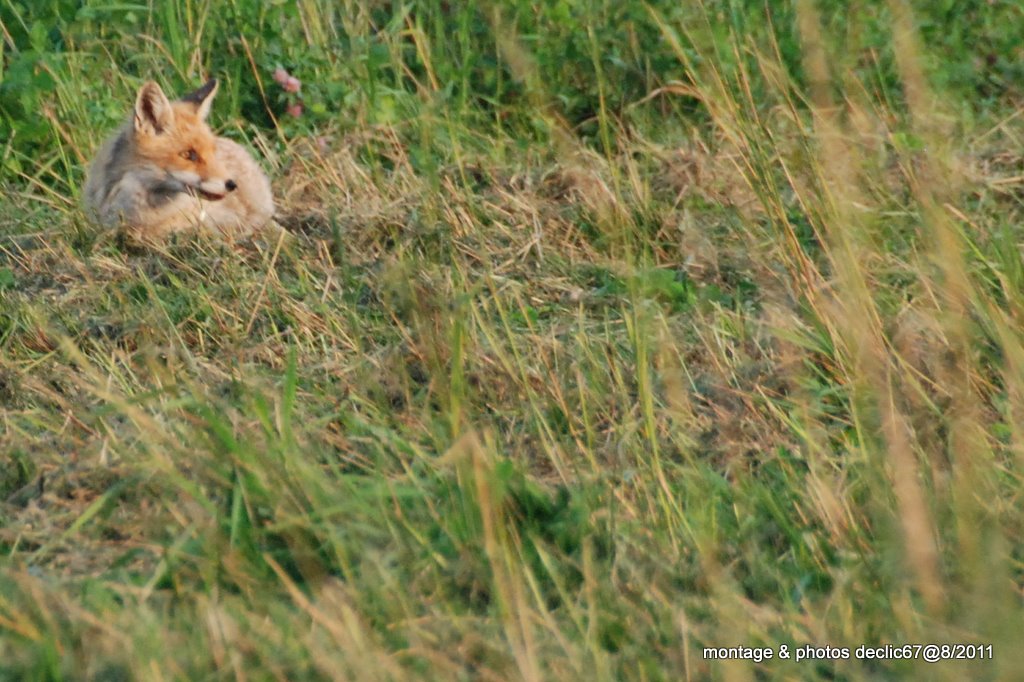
[84, 79, 275, 240]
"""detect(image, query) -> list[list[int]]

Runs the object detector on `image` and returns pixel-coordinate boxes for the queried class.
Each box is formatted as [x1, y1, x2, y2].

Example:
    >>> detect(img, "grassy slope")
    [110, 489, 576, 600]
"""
[1, 1, 1023, 679]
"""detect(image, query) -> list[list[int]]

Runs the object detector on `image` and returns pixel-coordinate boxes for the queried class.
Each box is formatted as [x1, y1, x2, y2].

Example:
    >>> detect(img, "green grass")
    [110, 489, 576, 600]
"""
[2, 0, 1024, 679]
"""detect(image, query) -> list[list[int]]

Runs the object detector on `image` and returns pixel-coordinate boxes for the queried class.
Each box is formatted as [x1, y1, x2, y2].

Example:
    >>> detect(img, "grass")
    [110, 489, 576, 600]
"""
[1, 0, 1023, 679]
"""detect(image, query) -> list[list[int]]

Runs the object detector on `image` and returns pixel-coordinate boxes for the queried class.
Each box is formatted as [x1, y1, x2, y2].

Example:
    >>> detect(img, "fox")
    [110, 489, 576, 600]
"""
[83, 79, 275, 240]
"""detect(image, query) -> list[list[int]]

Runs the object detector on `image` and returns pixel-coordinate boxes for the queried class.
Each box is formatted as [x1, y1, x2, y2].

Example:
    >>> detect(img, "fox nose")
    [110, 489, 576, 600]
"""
[225, 179, 237, 192]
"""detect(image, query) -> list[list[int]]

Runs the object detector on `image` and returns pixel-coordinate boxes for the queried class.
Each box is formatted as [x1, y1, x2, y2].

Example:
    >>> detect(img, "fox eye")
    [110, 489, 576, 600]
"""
[180, 148, 199, 162]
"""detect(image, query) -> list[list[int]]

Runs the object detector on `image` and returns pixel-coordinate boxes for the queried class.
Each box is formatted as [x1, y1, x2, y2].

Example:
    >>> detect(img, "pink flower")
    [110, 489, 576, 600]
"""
[284, 76, 301, 93]
[273, 67, 290, 85]
[286, 103, 303, 118]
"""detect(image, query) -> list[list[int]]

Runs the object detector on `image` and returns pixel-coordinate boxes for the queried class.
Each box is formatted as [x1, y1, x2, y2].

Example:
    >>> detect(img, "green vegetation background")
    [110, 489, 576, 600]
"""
[0, 0, 1022, 679]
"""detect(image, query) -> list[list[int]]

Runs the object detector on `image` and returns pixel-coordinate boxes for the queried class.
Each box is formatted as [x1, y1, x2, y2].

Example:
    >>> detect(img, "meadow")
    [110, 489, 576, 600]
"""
[1, 0, 1023, 679]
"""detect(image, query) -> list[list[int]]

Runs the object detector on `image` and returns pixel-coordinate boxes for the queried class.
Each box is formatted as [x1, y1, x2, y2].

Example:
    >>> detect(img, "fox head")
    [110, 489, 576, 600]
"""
[133, 79, 236, 200]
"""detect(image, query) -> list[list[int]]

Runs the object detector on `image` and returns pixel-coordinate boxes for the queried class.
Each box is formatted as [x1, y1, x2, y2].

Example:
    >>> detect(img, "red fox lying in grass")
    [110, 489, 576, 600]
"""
[83, 79, 275, 240]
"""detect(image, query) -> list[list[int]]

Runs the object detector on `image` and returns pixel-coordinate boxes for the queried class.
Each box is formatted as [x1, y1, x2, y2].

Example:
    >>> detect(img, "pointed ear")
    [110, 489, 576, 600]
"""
[134, 81, 174, 135]
[181, 79, 219, 120]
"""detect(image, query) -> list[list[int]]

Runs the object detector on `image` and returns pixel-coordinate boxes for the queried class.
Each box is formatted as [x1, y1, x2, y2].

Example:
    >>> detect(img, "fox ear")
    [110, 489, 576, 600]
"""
[134, 81, 174, 135]
[181, 79, 219, 120]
